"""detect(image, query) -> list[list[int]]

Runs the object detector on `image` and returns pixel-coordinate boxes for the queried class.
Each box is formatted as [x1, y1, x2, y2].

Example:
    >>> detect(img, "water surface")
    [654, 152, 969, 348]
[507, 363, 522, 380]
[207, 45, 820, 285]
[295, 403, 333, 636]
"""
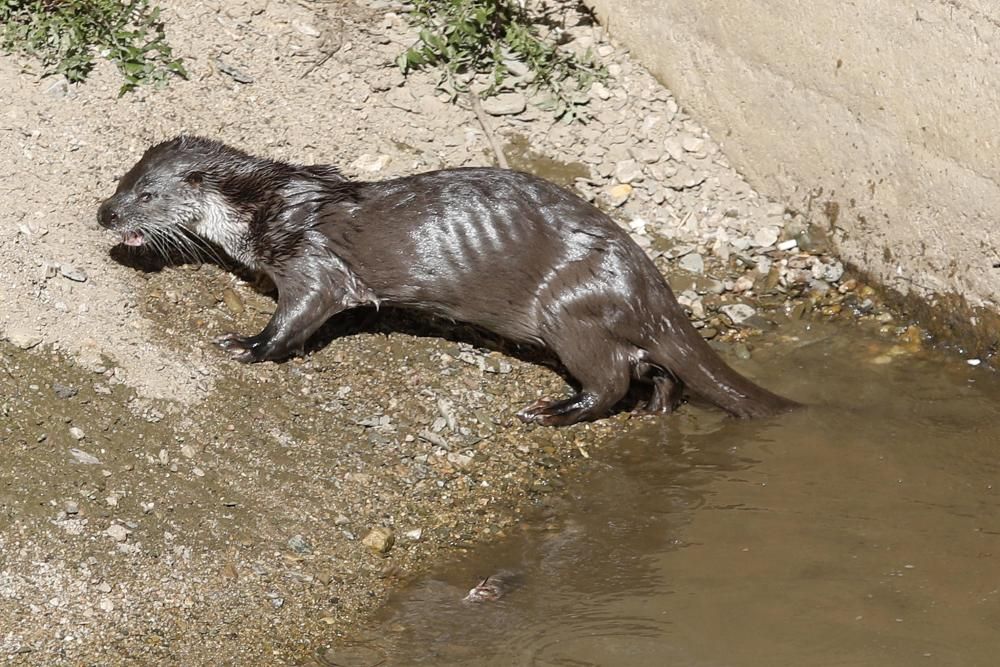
[344, 319, 1000, 666]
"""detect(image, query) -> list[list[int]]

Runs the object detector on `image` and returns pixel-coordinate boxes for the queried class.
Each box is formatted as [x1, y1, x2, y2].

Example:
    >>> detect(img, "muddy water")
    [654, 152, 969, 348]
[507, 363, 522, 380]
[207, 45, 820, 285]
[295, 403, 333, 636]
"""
[359, 318, 1000, 666]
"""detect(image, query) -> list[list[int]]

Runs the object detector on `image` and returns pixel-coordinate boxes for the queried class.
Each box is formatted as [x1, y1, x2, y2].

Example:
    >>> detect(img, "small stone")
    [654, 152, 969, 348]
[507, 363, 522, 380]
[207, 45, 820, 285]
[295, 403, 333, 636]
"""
[64, 501, 79, 515]
[482, 92, 526, 116]
[60, 264, 87, 282]
[733, 275, 755, 292]
[221, 288, 244, 315]
[607, 183, 633, 207]
[681, 134, 705, 153]
[351, 154, 390, 173]
[503, 58, 531, 77]
[4, 326, 42, 350]
[68, 426, 85, 441]
[590, 81, 611, 100]
[777, 239, 798, 251]
[678, 252, 704, 275]
[666, 166, 707, 190]
[105, 524, 129, 542]
[614, 159, 642, 184]
[288, 534, 313, 555]
[403, 528, 423, 541]
[663, 136, 685, 161]
[180, 444, 197, 459]
[629, 145, 662, 164]
[733, 344, 752, 361]
[720, 304, 756, 324]
[98, 599, 115, 613]
[823, 261, 845, 282]
[45, 75, 70, 98]
[447, 452, 474, 470]
[752, 226, 780, 248]
[52, 383, 78, 399]
[69, 448, 101, 465]
[362, 527, 395, 555]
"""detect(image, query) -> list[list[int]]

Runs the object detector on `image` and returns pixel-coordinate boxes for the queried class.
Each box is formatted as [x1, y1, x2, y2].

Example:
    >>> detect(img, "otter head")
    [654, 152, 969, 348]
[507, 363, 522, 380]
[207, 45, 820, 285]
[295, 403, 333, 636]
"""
[97, 136, 251, 264]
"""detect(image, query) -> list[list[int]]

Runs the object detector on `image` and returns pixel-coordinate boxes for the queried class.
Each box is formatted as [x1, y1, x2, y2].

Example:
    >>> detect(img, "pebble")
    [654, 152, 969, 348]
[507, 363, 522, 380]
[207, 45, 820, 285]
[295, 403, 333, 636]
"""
[823, 261, 845, 282]
[681, 134, 704, 153]
[221, 288, 244, 315]
[777, 239, 798, 251]
[607, 183, 633, 207]
[351, 154, 390, 173]
[288, 535, 313, 554]
[69, 426, 85, 441]
[69, 448, 101, 465]
[732, 275, 755, 292]
[4, 325, 42, 350]
[59, 264, 88, 282]
[447, 452, 474, 470]
[719, 303, 756, 324]
[662, 136, 685, 162]
[362, 527, 395, 555]
[52, 383, 78, 399]
[752, 226, 780, 248]
[629, 144, 662, 164]
[614, 159, 642, 184]
[105, 524, 129, 542]
[678, 252, 704, 274]
[482, 92, 526, 116]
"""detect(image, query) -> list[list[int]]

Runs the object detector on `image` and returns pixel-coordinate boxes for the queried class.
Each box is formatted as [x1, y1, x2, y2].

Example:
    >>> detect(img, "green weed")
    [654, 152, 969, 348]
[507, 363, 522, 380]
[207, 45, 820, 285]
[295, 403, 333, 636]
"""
[0, 0, 186, 96]
[398, 0, 604, 122]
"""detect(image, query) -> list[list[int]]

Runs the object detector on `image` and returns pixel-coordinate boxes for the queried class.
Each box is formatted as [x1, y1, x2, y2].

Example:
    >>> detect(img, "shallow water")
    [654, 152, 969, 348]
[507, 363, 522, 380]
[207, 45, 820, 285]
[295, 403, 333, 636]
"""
[350, 318, 1000, 666]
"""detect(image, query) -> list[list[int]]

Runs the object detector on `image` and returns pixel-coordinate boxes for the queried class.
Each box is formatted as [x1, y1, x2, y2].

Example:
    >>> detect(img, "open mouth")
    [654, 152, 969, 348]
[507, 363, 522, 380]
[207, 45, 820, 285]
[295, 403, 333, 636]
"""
[122, 230, 145, 247]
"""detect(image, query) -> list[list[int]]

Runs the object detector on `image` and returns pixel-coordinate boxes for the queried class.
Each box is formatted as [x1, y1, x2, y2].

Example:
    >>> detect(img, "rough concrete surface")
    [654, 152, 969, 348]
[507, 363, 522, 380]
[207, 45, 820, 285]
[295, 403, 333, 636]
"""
[585, 0, 1000, 353]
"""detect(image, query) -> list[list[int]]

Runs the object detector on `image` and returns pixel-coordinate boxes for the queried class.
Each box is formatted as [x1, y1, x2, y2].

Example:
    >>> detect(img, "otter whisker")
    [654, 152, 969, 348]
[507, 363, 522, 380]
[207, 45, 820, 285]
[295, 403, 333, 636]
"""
[177, 227, 229, 267]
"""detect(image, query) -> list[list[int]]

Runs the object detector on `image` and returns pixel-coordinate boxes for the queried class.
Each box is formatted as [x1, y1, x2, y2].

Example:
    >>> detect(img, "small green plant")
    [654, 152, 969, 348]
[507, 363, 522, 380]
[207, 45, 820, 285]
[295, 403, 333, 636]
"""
[398, 0, 604, 121]
[0, 0, 186, 96]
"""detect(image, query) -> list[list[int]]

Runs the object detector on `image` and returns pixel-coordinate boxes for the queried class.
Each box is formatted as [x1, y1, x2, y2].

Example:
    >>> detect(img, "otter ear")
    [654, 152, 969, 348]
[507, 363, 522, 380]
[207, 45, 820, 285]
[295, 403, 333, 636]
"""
[184, 171, 204, 187]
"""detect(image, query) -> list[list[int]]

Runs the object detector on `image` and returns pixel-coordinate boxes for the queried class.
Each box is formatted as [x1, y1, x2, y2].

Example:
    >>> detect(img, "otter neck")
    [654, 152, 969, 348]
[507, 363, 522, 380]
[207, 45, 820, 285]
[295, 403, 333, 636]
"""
[192, 191, 257, 268]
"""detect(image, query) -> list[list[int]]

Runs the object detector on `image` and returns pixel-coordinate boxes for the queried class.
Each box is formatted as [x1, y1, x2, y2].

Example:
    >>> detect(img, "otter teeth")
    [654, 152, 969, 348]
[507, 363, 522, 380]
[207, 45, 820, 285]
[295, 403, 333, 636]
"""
[122, 230, 145, 246]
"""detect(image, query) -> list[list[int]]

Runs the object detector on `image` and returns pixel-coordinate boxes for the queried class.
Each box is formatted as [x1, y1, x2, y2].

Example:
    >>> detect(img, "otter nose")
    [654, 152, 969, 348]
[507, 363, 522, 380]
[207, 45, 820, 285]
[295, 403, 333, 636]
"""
[97, 199, 120, 228]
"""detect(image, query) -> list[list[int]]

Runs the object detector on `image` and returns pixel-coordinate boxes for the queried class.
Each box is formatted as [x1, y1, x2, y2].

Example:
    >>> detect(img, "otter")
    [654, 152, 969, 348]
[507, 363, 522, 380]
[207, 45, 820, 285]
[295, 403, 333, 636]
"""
[97, 136, 798, 425]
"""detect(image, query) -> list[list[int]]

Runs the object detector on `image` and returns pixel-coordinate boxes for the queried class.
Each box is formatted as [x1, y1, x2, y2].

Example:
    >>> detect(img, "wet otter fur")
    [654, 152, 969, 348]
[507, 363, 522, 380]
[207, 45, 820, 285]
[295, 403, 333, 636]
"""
[97, 136, 798, 425]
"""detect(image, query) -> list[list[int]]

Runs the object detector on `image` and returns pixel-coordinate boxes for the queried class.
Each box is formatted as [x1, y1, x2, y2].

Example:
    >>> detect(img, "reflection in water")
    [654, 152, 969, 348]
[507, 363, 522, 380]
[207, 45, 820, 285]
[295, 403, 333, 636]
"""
[324, 320, 1000, 666]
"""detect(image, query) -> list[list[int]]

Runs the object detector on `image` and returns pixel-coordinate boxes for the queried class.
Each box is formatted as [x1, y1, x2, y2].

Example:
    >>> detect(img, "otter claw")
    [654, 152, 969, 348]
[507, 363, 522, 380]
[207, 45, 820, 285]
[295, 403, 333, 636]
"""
[215, 333, 258, 363]
[516, 398, 554, 424]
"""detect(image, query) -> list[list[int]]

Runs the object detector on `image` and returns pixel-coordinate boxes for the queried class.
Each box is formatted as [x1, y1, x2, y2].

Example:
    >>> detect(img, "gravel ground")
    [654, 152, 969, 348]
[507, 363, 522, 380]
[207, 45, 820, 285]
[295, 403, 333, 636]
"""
[0, 1, 917, 665]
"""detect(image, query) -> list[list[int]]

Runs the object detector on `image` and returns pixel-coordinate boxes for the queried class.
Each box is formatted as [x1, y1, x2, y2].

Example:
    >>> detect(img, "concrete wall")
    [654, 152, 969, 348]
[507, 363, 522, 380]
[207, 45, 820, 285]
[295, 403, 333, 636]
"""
[585, 0, 1000, 349]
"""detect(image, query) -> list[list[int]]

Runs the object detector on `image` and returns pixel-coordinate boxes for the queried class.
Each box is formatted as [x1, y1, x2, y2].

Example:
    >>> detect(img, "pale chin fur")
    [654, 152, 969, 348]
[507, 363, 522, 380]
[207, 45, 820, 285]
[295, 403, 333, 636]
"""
[192, 192, 256, 268]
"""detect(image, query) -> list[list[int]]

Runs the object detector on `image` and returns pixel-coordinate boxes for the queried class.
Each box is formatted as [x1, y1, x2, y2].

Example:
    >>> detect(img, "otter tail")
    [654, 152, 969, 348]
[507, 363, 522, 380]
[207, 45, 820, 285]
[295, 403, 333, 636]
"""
[648, 314, 800, 418]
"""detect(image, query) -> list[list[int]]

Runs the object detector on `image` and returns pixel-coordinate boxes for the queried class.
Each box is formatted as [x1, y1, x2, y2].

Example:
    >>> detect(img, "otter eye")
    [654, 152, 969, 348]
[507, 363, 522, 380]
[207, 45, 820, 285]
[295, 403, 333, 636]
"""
[185, 171, 204, 186]
[139, 192, 153, 203]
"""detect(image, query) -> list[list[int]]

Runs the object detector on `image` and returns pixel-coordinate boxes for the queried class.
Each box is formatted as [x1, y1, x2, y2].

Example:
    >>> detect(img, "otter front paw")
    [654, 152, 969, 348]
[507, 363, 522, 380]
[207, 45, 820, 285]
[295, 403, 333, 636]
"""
[215, 332, 266, 363]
